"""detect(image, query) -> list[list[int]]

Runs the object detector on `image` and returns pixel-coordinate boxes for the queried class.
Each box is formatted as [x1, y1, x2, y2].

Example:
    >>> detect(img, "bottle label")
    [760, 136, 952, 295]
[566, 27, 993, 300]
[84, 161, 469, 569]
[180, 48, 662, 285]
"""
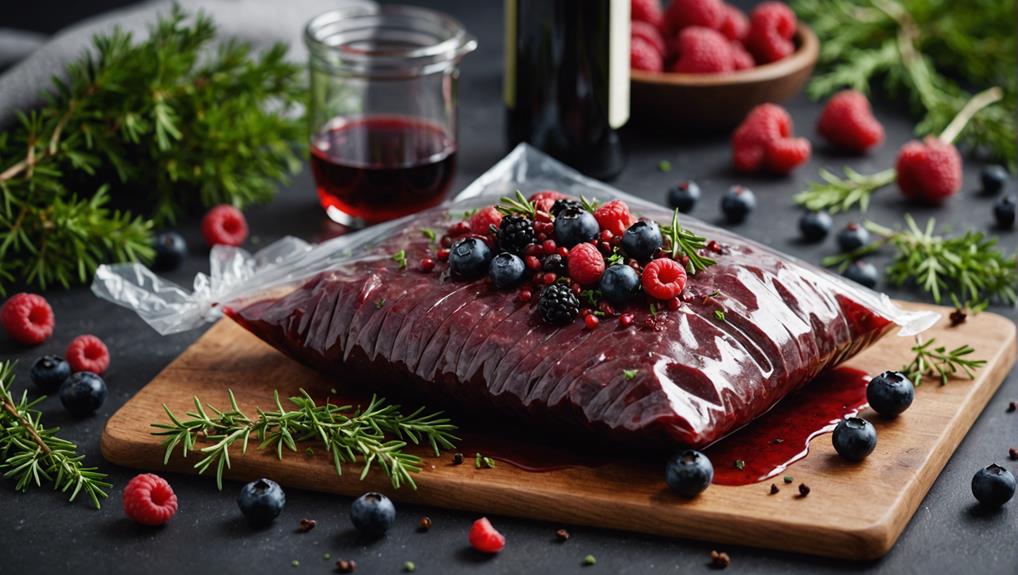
[503, 0, 517, 110]
[608, 0, 630, 129]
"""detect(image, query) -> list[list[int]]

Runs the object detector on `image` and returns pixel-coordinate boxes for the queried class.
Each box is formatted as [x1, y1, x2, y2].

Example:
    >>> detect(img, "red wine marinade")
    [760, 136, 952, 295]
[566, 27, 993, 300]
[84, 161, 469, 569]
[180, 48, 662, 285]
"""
[470, 367, 870, 484]
[310, 115, 457, 225]
[706, 367, 870, 485]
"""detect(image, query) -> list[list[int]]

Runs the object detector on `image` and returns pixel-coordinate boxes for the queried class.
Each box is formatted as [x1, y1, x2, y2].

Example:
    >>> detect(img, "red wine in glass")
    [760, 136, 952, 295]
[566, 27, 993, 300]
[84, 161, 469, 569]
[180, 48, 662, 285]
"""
[310, 115, 457, 226]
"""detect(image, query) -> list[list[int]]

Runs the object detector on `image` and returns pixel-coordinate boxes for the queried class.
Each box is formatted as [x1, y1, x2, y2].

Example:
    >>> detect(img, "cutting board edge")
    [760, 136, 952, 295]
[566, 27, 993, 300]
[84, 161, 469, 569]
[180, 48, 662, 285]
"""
[98, 306, 1018, 560]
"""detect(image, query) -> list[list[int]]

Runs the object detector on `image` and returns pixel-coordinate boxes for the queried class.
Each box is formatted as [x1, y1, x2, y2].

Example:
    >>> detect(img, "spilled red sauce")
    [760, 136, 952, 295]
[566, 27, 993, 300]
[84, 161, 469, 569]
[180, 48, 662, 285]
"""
[466, 367, 869, 485]
[705, 367, 869, 485]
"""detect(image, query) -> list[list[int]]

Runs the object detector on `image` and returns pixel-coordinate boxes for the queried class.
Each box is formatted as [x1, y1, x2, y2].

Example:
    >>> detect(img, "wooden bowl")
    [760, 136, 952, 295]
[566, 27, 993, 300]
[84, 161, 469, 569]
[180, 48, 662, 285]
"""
[629, 25, 819, 132]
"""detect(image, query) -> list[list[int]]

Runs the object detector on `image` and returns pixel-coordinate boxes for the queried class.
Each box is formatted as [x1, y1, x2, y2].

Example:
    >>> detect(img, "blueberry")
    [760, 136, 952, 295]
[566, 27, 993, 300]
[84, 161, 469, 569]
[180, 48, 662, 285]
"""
[836, 222, 870, 252]
[350, 492, 396, 537]
[554, 208, 600, 248]
[980, 165, 1009, 195]
[665, 449, 713, 497]
[993, 194, 1015, 229]
[597, 264, 641, 305]
[30, 355, 71, 393]
[449, 237, 493, 278]
[866, 371, 915, 417]
[971, 464, 1016, 508]
[58, 372, 107, 416]
[152, 231, 188, 271]
[831, 417, 877, 461]
[489, 253, 526, 289]
[720, 186, 756, 224]
[237, 478, 286, 525]
[621, 221, 663, 261]
[668, 180, 701, 213]
[842, 260, 878, 288]
[798, 211, 832, 242]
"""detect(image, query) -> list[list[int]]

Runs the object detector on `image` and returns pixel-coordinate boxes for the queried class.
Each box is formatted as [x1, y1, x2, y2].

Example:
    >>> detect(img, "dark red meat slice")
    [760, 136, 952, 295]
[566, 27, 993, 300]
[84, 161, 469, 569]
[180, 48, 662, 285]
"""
[226, 207, 895, 448]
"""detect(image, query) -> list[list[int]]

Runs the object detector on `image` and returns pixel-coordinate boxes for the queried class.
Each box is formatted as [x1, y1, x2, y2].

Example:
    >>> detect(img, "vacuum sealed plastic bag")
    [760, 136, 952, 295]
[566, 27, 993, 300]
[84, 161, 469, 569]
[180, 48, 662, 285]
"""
[93, 145, 938, 448]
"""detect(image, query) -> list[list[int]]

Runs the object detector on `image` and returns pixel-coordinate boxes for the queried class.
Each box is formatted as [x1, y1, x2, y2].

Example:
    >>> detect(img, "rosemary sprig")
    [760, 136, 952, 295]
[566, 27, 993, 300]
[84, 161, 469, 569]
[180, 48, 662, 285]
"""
[822, 214, 1017, 306]
[496, 190, 536, 219]
[901, 337, 986, 386]
[0, 361, 111, 508]
[794, 87, 1003, 214]
[660, 209, 716, 274]
[579, 195, 600, 212]
[152, 390, 458, 490]
[794, 168, 896, 214]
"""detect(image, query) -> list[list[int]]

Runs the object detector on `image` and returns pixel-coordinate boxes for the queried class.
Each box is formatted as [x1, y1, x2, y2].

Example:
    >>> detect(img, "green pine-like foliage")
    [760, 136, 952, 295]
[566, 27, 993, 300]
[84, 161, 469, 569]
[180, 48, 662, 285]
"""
[0, 5, 305, 293]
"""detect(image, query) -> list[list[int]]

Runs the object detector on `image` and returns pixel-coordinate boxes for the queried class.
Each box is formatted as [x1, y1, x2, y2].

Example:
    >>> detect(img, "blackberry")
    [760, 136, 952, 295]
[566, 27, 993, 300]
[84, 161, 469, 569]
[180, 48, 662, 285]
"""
[538, 284, 580, 325]
[497, 215, 535, 254]
[550, 199, 583, 217]
[542, 254, 567, 274]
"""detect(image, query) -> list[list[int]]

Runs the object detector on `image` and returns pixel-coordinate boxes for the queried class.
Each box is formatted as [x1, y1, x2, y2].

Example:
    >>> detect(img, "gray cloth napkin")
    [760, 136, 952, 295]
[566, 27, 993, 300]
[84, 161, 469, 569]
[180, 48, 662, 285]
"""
[0, 0, 367, 128]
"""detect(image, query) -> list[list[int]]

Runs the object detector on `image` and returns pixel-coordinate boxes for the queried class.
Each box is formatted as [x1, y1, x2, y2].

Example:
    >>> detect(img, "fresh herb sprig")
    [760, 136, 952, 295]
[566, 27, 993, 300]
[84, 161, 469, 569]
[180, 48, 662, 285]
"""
[496, 190, 536, 219]
[0, 361, 111, 508]
[902, 337, 986, 386]
[822, 214, 1016, 306]
[391, 249, 408, 270]
[793, 0, 1015, 166]
[152, 390, 458, 490]
[660, 209, 716, 274]
[0, 6, 305, 294]
[794, 87, 1003, 214]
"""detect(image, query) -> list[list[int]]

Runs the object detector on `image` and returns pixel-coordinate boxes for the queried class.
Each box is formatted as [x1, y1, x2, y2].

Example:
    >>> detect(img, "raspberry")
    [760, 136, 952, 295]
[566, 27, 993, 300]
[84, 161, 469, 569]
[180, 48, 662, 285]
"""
[567, 243, 606, 287]
[632, 21, 666, 55]
[746, 1, 797, 64]
[895, 137, 962, 203]
[631, 37, 664, 72]
[670, 27, 734, 74]
[632, 0, 663, 27]
[201, 205, 248, 247]
[528, 190, 567, 213]
[123, 473, 178, 526]
[817, 90, 885, 153]
[469, 206, 503, 235]
[764, 137, 811, 174]
[719, 4, 749, 41]
[593, 200, 634, 236]
[641, 258, 688, 300]
[66, 334, 110, 375]
[663, 0, 725, 36]
[1, 293, 54, 345]
[730, 41, 755, 70]
[732, 103, 807, 174]
[468, 517, 506, 554]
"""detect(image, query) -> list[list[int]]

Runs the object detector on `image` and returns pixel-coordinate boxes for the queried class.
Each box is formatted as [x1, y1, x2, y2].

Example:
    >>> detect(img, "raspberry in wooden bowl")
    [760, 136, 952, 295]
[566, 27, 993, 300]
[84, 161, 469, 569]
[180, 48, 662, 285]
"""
[630, 6, 819, 132]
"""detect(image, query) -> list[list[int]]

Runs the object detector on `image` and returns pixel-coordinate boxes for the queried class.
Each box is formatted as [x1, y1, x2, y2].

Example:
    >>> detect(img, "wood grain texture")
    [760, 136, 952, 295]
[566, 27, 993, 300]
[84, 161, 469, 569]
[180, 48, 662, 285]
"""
[101, 301, 1015, 559]
[629, 25, 819, 131]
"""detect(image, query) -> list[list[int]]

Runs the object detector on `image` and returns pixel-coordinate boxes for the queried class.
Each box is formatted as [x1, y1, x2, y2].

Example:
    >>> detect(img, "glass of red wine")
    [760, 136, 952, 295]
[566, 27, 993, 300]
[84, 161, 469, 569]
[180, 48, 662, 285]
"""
[304, 6, 476, 228]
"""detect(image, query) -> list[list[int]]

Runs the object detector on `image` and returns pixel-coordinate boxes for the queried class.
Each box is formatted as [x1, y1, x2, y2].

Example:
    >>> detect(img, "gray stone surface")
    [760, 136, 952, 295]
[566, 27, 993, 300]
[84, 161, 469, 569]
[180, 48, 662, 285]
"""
[0, 1, 1015, 573]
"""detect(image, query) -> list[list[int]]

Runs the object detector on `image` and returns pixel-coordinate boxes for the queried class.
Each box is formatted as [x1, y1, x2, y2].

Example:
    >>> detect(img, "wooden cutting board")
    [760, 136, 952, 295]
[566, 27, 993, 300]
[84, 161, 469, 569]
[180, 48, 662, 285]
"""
[101, 301, 1016, 559]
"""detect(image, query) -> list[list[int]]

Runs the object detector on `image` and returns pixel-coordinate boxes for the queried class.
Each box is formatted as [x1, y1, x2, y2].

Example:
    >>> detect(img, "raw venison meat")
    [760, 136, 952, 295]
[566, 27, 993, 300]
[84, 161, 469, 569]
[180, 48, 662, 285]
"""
[225, 204, 898, 449]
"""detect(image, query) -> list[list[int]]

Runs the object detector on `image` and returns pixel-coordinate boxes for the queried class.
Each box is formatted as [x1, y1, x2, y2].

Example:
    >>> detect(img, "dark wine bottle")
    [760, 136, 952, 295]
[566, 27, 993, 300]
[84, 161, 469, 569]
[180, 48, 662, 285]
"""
[504, 0, 629, 181]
